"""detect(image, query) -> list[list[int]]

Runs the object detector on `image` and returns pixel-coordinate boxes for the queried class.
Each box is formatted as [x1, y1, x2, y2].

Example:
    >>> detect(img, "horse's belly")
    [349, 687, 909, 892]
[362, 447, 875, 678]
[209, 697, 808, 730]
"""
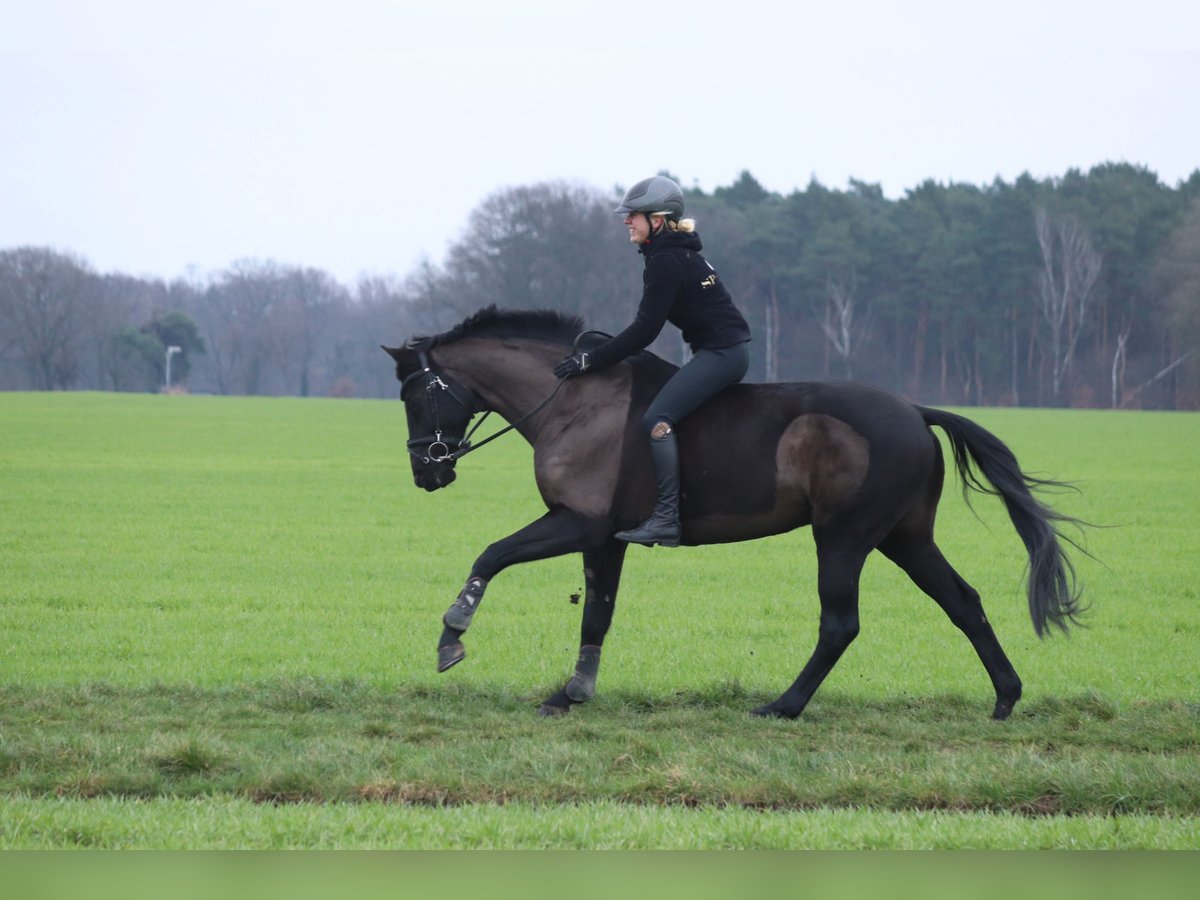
[681, 506, 813, 546]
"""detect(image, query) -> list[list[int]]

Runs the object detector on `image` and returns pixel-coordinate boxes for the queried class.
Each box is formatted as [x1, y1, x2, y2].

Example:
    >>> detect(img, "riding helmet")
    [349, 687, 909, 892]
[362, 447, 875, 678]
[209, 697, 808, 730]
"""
[614, 175, 684, 219]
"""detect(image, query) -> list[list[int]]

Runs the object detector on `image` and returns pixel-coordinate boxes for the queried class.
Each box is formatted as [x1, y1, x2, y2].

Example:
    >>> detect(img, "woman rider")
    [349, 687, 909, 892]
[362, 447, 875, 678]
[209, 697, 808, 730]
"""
[553, 175, 752, 547]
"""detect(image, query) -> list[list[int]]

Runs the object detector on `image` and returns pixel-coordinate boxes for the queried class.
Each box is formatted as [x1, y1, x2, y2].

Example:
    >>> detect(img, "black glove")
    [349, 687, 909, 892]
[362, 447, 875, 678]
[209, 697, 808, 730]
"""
[553, 351, 591, 379]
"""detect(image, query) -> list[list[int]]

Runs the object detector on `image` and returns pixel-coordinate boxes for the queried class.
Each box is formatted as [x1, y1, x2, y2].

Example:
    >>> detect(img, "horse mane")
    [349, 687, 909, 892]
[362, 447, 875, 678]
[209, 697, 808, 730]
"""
[410, 305, 586, 351]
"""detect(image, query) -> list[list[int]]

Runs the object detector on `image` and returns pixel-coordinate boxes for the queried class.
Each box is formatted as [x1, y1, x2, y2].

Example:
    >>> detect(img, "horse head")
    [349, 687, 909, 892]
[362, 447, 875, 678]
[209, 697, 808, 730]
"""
[382, 342, 477, 492]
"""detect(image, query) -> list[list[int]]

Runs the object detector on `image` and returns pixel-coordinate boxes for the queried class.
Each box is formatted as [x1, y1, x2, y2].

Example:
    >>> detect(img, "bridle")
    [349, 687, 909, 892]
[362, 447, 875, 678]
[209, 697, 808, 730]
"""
[400, 348, 479, 464]
[400, 346, 569, 466]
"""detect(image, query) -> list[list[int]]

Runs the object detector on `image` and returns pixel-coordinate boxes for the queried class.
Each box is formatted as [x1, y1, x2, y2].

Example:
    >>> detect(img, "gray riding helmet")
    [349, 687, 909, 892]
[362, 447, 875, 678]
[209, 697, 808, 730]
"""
[614, 175, 684, 219]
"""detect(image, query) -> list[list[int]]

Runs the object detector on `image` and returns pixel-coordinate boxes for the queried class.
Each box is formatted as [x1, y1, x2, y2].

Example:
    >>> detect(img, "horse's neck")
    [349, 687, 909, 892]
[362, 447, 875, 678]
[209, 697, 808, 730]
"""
[434, 339, 560, 428]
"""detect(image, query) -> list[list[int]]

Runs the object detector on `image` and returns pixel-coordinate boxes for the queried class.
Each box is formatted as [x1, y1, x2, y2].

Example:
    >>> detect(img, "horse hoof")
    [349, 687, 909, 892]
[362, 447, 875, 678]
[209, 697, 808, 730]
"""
[537, 703, 570, 717]
[437, 641, 466, 673]
[750, 703, 799, 719]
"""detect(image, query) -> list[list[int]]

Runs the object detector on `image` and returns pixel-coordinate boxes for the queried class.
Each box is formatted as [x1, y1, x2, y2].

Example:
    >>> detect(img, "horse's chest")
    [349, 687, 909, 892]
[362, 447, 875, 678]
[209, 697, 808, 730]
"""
[533, 401, 631, 517]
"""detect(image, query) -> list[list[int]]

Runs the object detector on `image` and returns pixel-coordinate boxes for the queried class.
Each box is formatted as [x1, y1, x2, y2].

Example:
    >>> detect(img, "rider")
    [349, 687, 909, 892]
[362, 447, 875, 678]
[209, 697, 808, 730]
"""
[553, 175, 752, 547]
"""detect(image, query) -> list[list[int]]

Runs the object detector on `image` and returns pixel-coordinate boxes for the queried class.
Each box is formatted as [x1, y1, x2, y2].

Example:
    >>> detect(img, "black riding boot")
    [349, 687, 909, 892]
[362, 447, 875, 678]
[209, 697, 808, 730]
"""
[615, 430, 681, 547]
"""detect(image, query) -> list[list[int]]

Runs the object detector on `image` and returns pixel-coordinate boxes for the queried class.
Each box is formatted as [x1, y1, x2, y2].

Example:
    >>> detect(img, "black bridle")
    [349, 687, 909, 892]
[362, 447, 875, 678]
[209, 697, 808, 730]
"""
[400, 347, 569, 465]
[400, 349, 477, 464]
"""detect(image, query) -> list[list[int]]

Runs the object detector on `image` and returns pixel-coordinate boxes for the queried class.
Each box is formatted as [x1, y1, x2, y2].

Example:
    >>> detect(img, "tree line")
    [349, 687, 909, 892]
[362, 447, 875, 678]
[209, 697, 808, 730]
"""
[2, 163, 1198, 408]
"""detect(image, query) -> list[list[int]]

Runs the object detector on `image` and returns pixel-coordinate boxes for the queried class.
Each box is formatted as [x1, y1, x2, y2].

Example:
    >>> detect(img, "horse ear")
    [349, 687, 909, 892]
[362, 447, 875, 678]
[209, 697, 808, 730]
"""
[381, 345, 405, 362]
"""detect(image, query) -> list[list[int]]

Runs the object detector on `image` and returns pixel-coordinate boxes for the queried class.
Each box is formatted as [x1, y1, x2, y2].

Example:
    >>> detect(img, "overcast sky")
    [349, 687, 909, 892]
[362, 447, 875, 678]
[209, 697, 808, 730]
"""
[2, 0, 1197, 286]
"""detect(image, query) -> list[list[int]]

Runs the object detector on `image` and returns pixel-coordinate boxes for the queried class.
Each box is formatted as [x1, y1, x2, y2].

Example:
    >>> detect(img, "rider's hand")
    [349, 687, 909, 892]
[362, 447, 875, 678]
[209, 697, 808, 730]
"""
[553, 352, 590, 379]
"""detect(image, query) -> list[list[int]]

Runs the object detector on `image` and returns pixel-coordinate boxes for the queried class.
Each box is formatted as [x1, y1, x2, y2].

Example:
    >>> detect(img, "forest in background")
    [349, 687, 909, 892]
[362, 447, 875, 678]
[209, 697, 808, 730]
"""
[3, 162, 1199, 408]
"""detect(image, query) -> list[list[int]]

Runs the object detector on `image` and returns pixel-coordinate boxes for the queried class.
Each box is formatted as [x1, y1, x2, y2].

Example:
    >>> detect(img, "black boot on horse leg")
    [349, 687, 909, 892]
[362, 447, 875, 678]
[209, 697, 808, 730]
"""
[434, 509, 597, 675]
[615, 420, 681, 547]
[438, 576, 487, 671]
[538, 540, 627, 716]
[534, 644, 602, 718]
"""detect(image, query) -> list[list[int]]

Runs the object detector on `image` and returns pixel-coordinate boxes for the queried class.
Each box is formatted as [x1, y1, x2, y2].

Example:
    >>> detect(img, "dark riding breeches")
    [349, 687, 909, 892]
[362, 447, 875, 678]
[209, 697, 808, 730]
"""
[642, 342, 750, 433]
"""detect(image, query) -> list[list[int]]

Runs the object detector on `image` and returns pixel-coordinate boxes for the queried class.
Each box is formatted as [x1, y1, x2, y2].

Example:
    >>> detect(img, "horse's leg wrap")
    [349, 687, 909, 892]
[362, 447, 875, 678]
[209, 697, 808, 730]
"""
[443, 576, 487, 632]
[565, 644, 602, 702]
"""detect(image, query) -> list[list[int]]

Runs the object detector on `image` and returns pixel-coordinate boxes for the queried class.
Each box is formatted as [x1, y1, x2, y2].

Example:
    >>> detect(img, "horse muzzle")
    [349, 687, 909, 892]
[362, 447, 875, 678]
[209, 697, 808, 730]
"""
[414, 464, 457, 492]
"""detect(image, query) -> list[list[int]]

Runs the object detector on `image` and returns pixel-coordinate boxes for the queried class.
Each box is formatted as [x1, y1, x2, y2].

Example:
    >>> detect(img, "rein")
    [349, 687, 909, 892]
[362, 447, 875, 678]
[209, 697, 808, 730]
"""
[402, 330, 608, 465]
[448, 377, 569, 461]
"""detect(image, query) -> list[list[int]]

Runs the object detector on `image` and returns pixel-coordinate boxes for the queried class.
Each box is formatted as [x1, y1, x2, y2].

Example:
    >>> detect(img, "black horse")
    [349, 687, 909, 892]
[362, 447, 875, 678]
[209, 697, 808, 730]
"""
[384, 306, 1084, 720]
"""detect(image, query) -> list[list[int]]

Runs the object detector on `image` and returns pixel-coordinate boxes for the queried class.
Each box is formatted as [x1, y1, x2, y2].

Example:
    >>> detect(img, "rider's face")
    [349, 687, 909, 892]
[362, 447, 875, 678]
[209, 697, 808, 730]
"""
[623, 213, 660, 244]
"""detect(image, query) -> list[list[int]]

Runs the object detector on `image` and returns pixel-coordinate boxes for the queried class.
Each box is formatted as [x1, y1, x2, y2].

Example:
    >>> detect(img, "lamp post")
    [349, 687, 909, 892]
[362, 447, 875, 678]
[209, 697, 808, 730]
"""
[164, 345, 182, 391]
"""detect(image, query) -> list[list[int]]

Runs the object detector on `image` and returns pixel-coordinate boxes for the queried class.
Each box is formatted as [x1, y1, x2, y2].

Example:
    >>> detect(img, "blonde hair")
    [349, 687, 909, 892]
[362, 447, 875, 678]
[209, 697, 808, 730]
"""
[667, 217, 696, 233]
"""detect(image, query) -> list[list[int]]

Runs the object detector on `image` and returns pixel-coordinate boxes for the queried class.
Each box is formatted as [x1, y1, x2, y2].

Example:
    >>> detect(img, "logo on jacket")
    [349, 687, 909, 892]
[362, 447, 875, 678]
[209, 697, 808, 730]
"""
[700, 274, 718, 289]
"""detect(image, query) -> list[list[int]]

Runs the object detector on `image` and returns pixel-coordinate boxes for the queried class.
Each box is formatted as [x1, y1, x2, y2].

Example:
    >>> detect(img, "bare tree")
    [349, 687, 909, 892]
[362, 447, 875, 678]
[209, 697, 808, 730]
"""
[200, 260, 289, 395]
[347, 275, 419, 397]
[275, 267, 346, 396]
[813, 277, 870, 379]
[1034, 209, 1102, 404]
[1120, 351, 1193, 408]
[0, 247, 92, 389]
[1111, 325, 1130, 409]
[764, 283, 780, 382]
[408, 181, 637, 336]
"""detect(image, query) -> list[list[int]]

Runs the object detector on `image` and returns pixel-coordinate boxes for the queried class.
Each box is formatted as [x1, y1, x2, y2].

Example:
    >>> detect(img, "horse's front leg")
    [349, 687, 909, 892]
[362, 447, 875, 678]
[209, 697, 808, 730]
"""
[537, 538, 627, 717]
[437, 509, 596, 672]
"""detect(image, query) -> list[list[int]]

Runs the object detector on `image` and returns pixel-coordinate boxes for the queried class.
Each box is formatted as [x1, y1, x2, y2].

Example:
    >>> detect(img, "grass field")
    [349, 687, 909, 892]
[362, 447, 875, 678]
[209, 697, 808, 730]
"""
[1, 391, 1198, 848]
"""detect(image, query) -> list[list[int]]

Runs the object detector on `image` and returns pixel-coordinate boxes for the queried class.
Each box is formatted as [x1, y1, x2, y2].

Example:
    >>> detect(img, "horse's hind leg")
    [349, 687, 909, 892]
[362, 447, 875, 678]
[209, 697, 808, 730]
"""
[752, 536, 869, 720]
[878, 531, 1022, 719]
[537, 538, 628, 717]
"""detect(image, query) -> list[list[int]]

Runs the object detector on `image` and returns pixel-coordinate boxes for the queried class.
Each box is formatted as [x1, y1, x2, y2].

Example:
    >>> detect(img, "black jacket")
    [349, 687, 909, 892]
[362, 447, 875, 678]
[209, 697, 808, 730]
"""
[587, 230, 751, 371]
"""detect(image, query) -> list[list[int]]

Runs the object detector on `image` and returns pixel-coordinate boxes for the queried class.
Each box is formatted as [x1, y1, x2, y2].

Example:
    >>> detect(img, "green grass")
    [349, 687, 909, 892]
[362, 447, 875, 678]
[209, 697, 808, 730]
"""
[4, 794, 1197, 850]
[0, 681, 1197, 815]
[1, 392, 1198, 848]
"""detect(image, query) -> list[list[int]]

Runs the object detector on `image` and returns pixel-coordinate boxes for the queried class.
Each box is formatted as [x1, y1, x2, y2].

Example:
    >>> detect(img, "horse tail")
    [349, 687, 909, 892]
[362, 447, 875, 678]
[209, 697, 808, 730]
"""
[918, 406, 1086, 637]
